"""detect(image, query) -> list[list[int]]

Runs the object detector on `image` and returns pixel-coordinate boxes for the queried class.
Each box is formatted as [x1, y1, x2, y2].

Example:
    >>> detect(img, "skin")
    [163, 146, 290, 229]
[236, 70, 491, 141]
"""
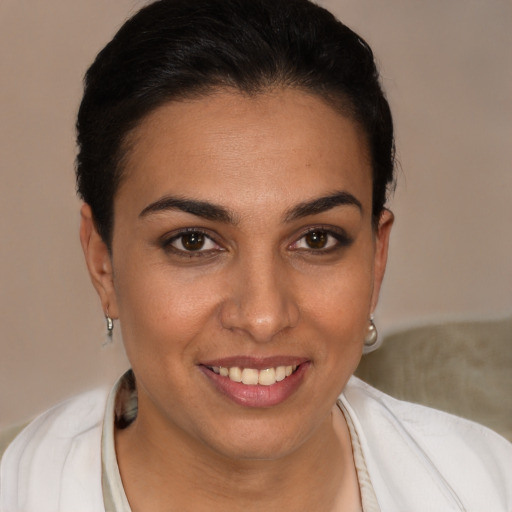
[80, 88, 393, 511]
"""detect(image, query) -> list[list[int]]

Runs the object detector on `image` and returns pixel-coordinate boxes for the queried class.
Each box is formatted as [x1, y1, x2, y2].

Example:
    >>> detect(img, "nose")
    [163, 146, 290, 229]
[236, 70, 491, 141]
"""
[220, 256, 300, 343]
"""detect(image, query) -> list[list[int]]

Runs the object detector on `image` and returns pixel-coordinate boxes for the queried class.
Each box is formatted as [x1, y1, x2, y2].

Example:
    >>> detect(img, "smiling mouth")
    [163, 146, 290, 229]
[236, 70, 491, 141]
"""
[207, 365, 299, 386]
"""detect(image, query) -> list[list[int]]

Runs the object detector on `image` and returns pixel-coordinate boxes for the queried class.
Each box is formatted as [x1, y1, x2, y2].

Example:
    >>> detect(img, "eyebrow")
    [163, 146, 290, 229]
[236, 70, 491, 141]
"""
[284, 191, 362, 222]
[139, 195, 237, 224]
[139, 190, 362, 224]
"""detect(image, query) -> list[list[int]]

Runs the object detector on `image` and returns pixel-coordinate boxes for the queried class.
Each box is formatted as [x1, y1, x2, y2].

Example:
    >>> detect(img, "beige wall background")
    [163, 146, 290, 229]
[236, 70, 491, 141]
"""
[1, 0, 511, 429]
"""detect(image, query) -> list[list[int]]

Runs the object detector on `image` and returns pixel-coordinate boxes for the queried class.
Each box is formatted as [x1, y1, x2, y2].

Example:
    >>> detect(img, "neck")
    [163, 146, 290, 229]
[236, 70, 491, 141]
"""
[115, 398, 361, 512]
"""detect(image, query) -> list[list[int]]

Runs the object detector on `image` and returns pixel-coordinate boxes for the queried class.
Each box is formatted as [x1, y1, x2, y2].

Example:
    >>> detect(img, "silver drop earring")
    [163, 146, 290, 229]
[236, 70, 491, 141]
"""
[364, 315, 378, 349]
[105, 307, 114, 343]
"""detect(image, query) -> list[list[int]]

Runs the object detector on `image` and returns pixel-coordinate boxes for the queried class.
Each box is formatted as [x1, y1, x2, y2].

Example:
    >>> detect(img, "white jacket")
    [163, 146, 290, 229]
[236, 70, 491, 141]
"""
[1, 376, 511, 511]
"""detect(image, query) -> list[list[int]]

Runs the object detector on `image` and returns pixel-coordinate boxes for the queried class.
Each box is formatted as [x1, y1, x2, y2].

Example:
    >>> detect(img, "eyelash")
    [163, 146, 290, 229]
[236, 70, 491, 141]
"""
[289, 226, 353, 254]
[160, 228, 222, 258]
[160, 226, 352, 258]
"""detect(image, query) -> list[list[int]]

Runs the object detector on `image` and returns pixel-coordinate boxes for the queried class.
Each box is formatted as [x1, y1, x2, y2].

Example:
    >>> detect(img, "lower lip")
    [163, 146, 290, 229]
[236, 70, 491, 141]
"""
[199, 363, 309, 408]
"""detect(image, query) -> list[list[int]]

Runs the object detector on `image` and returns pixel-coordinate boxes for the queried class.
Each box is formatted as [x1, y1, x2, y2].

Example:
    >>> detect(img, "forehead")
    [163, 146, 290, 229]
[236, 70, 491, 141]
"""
[117, 88, 372, 217]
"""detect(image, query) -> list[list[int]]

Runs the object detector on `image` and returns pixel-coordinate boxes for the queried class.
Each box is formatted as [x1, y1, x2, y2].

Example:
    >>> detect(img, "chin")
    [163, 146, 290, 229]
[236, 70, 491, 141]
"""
[211, 436, 302, 463]
[195, 414, 318, 464]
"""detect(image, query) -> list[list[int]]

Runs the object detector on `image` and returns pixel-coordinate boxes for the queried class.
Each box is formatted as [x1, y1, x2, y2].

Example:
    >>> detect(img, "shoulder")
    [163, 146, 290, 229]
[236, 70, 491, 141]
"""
[2, 387, 108, 461]
[0, 388, 109, 512]
[341, 377, 512, 511]
[0, 424, 27, 462]
[343, 375, 511, 445]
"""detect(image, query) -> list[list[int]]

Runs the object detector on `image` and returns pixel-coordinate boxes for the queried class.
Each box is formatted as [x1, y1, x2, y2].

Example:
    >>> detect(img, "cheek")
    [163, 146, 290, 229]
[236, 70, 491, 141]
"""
[112, 256, 224, 362]
[299, 257, 374, 351]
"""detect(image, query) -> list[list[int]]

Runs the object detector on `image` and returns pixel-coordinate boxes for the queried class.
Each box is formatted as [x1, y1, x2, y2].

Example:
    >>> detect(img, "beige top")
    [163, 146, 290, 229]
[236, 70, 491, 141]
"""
[101, 373, 380, 511]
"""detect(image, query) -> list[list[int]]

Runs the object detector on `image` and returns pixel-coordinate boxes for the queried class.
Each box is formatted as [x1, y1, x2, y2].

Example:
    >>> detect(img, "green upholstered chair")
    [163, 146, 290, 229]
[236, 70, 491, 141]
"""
[356, 316, 512, 441]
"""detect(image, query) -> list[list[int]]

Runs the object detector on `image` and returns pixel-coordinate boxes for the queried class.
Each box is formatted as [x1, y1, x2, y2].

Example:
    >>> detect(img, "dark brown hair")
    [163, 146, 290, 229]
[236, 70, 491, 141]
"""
[76, 0, 395, 247]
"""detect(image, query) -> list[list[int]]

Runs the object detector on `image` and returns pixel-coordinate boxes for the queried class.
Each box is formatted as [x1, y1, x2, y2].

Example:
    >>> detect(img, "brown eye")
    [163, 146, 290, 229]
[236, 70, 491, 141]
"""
[304, 230, 328, 249]
[181, 232, 205, 251]
[290, 227, 352, 253]
[165, 230, 221, 255]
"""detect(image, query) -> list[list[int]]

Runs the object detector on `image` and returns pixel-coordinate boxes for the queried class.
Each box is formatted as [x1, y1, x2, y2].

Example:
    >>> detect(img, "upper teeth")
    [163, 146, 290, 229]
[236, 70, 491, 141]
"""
[210, 365, 297, 386]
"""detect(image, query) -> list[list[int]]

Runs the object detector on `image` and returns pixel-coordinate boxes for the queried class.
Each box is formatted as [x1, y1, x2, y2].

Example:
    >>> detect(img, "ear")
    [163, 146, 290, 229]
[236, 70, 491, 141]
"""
[370, 208, 394, 312]
[79, 203, 118, 318]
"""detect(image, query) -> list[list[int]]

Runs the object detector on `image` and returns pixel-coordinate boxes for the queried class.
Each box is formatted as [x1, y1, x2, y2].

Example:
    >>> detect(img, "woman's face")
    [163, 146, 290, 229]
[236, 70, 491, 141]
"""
[82, 88, 392, 461]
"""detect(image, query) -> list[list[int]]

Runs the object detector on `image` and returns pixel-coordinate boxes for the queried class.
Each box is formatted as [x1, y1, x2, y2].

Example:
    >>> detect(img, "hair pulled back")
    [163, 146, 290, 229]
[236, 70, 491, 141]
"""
[76, 0, 395, 247]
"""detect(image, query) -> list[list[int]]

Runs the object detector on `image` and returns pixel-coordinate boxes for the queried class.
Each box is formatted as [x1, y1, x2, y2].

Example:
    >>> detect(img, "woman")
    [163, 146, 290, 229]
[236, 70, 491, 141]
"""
[1, 0, 510, 510]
